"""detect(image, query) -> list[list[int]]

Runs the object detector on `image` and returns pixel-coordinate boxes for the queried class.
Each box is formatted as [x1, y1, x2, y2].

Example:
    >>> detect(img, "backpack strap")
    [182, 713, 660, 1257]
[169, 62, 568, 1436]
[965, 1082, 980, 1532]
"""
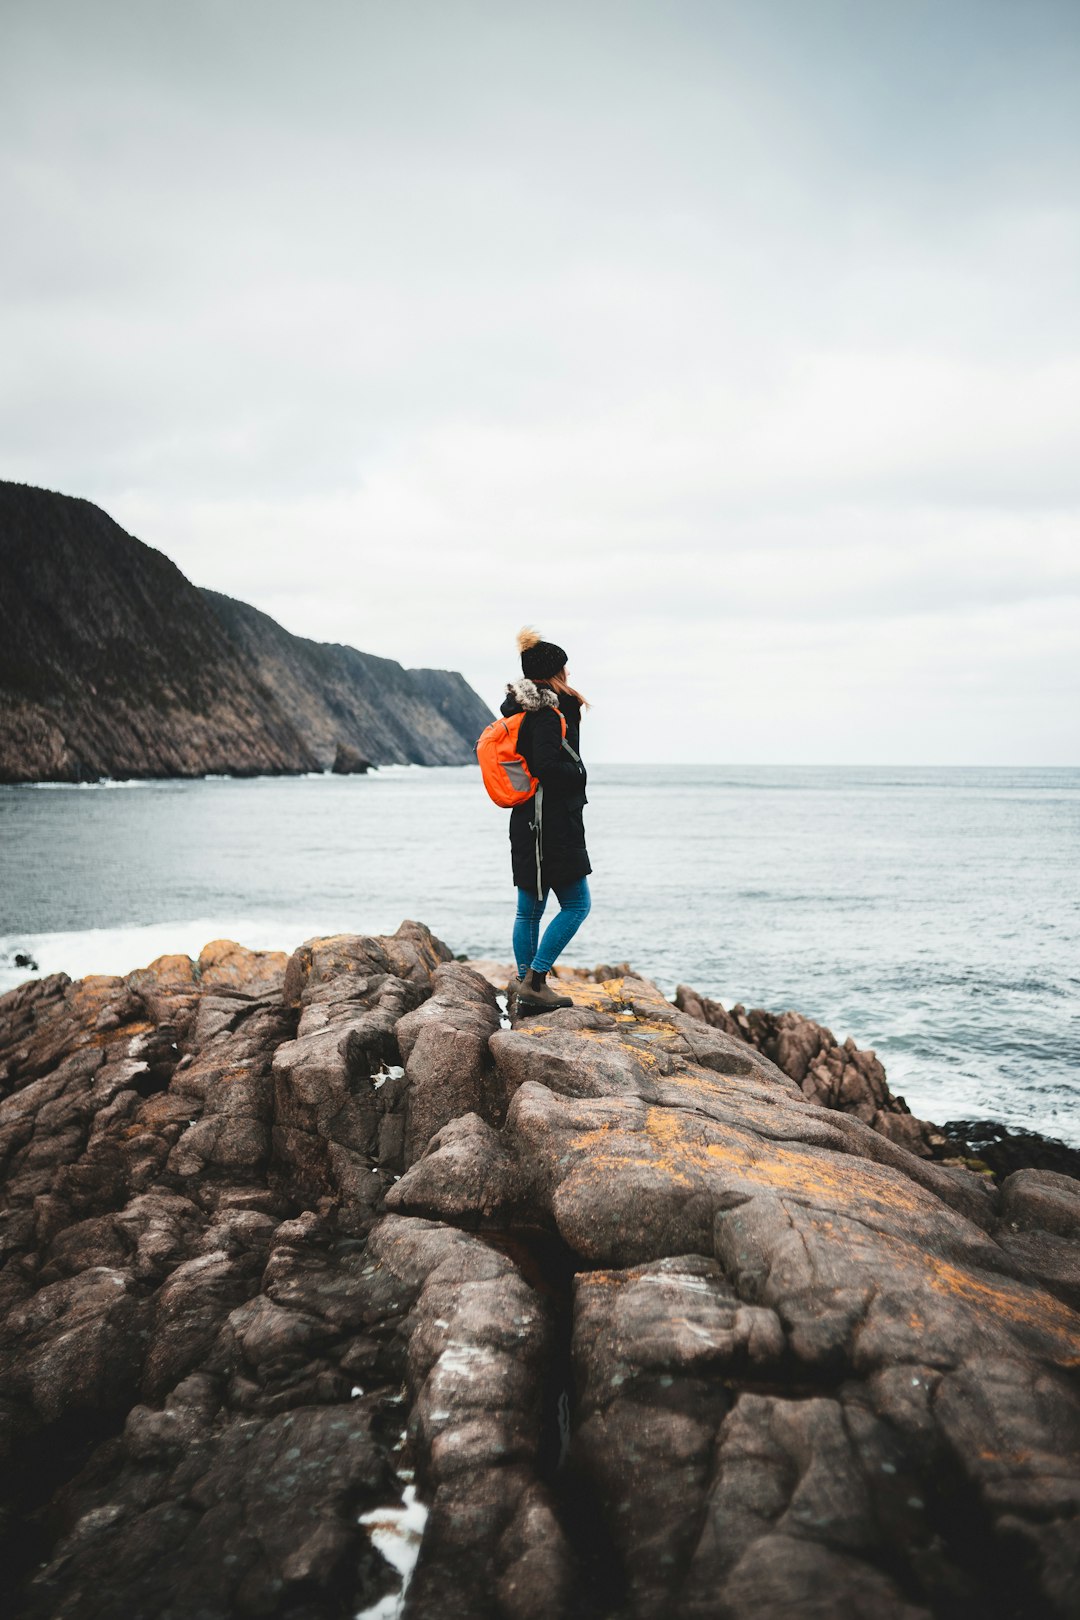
[536, 703, 580, 763]
[530, 782, 544, 899]
[544, 706, 582, 767]
[554, 709, 582, 765]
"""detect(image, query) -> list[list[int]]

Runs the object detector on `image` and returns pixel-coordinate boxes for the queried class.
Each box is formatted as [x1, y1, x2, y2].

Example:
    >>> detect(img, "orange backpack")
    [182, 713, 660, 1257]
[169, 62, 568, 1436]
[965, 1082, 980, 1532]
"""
[476, 708, 570, 807]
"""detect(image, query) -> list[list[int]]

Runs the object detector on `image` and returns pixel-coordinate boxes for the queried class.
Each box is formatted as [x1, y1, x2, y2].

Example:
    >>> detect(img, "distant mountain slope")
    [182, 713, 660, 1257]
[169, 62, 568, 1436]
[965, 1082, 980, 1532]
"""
[202, 591, 492, 769]
[0, 481, 491, 782]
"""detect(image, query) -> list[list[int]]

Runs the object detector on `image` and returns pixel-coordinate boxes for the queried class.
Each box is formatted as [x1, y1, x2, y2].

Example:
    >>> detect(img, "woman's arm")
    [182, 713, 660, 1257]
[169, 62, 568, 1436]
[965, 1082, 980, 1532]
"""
[526, 708, 586, 786]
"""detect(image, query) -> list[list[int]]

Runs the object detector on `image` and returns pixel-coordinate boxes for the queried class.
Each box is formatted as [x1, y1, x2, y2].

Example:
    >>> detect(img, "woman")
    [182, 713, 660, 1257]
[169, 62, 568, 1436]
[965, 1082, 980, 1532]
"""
[503, 627, 591, 1012]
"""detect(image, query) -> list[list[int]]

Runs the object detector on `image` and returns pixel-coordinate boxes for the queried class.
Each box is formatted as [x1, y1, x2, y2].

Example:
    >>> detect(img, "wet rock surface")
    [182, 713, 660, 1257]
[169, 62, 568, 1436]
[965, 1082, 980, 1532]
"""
[1, 938, 1078, 1618]
[940, 1119, 1080, 1182]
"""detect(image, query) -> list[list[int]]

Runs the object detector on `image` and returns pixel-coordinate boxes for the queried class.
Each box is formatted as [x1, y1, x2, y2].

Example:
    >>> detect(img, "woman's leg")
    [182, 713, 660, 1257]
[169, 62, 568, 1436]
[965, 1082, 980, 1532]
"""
[513, 887, 547, 978]
[531, 877, 591, 974]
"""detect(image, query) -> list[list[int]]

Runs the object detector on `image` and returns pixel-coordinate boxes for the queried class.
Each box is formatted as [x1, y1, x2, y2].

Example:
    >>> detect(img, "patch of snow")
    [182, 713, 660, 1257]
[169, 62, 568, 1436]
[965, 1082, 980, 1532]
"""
[355, 1482, 428, 1619]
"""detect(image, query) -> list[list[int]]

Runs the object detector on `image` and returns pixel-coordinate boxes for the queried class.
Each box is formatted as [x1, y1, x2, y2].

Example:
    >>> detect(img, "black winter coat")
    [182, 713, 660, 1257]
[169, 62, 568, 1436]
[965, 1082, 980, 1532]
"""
[500, 678, 590, 895]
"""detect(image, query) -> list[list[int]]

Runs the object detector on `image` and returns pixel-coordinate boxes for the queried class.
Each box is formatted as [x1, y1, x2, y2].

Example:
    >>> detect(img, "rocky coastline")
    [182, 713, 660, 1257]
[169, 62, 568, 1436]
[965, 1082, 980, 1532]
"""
[0, 482, 492, 783]
[1, 929, 1078, 1619]
[669, 982, 1080, 1182]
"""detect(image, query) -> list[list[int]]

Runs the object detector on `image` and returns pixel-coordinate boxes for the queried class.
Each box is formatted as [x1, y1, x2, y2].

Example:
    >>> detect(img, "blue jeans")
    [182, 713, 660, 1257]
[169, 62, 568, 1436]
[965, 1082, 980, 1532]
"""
[514, 877, 592, 977]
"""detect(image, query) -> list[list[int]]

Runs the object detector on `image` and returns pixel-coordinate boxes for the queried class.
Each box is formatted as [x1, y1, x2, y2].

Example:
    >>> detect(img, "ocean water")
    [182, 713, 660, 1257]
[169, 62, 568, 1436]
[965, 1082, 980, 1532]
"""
[1, 765, 1077, 1145]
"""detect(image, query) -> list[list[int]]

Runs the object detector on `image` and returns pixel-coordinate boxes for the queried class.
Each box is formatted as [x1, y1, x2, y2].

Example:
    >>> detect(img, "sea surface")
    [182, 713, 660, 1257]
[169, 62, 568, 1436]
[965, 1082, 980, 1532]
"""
[1, 765, 1078, 1145]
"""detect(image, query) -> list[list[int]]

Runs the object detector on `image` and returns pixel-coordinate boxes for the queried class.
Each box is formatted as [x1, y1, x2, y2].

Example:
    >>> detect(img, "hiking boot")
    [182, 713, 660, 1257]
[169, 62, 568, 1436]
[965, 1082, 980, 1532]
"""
[505, 975, 522, 1005]
[517, 970, 573, 1011]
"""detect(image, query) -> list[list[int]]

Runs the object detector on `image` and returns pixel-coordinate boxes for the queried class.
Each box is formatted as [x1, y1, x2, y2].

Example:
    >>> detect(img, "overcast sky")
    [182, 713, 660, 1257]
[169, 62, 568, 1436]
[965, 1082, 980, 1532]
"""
[2, 0, 1078, 763]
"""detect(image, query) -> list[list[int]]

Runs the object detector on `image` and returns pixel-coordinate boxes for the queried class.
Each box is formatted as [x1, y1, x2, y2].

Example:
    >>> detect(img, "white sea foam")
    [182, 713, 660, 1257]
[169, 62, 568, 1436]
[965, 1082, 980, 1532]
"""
[20, 770, 347, 789]
[0, 917, 347, 994]
[3, 765, 1078, 1144]
[23, 778, 152, 790]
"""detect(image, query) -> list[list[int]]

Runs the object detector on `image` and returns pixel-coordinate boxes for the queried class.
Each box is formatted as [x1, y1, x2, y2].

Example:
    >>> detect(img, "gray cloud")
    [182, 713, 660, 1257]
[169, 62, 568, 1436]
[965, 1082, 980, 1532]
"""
[2, 0, 1078, 762]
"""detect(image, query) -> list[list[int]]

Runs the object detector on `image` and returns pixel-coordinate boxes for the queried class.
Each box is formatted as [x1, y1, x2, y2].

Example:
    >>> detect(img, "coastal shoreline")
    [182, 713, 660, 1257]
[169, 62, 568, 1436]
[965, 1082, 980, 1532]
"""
[3, 937, 1078, 1168]
[6, 763, 1075, 1149]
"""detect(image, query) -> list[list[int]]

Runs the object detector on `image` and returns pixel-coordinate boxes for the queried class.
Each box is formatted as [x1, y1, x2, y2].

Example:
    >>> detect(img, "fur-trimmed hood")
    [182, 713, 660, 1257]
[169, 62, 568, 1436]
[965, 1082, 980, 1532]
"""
[504, 677, 560, 712]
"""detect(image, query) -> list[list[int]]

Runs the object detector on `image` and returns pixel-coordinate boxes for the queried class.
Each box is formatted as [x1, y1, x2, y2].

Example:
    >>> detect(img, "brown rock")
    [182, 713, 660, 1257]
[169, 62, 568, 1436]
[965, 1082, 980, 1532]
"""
[366, 1215, 565, 1619]
[330, 741, 372, 774]
[2, 940, 1077, 1620]
[23, 1404, 387, 1619]
[676, 982, 941, 1154]
[1001, 1168, 1080, 1240]
[396, 963, 502, 1166]
[197, 939, 289, 996]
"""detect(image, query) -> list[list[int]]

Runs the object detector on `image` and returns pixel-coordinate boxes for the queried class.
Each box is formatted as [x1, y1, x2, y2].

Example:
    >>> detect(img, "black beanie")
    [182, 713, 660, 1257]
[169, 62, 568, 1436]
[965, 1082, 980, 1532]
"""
[518, 628, 568, 680]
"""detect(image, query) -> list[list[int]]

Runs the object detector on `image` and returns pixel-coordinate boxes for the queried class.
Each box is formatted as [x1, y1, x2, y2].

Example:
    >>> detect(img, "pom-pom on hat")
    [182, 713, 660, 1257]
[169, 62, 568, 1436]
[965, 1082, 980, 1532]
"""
[518, 627, 568, 680]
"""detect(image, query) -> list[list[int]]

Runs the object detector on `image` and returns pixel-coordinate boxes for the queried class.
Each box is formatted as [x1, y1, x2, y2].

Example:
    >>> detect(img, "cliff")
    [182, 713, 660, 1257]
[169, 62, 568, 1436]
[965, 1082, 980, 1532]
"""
[201, 589, 492, 770]
[0, 481, 491, 782]
[1, 932, 1078, 1619]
